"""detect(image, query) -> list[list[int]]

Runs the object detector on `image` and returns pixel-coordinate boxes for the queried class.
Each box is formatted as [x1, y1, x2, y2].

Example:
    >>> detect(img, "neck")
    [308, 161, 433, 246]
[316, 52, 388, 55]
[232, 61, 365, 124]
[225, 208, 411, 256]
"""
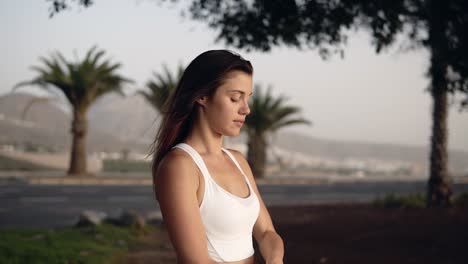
[184, 113, 224, 156]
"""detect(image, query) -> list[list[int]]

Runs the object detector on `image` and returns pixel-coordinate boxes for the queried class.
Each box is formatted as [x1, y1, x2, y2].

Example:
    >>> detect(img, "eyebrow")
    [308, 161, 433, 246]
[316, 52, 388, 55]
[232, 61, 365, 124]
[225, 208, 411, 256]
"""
[227, 89, 253, 96]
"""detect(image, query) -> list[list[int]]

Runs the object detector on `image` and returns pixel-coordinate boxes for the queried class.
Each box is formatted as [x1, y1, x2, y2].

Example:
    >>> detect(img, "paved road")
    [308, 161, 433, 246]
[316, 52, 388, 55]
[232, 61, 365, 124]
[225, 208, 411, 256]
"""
[1, 181, 468, 229]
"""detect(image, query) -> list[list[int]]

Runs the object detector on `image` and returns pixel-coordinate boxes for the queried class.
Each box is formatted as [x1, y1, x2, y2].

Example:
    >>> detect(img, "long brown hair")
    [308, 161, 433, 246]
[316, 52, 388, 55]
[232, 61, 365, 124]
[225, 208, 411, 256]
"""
[149, 50, 253, 189]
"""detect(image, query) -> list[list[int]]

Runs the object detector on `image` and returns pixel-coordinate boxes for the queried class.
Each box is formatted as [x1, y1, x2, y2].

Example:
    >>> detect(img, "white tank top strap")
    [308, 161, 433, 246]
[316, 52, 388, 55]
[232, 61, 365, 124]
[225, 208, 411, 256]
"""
[221, 148, 253, 188]
[170, 142, 260, 262]
[171, 143, 210, 184]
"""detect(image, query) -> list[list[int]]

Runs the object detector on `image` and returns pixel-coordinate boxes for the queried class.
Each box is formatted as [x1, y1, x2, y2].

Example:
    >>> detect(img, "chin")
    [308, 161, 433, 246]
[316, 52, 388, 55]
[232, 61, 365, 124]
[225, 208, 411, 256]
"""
[223, 129, 241, 137]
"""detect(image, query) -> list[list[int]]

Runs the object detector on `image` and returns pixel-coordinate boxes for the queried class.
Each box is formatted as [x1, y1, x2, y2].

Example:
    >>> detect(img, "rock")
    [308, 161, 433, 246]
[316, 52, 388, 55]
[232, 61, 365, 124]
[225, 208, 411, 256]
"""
[79, 250, 91, 256]
[118, 209, 146, 229]
[116, 239, 127, 247]
[146, 211, 163, 226]
[76, 210, 107, 227]
[94, 233, 105, 241]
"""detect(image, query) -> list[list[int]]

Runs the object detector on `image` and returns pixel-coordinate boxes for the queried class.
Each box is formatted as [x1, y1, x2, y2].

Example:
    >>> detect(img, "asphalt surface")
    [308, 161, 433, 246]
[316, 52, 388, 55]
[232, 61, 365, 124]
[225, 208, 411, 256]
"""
[1, 180, 468, 229]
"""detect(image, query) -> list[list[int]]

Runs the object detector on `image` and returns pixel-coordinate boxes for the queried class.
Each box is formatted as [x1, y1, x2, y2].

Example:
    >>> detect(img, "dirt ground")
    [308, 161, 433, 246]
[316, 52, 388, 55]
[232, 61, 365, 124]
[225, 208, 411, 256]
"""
[125, 204, 468, 264]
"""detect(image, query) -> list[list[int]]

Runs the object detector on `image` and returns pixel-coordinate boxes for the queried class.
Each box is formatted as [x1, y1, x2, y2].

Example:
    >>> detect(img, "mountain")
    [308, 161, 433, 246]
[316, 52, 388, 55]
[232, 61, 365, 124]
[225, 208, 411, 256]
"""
[1, 91, 467, 173]
[88, 93, 160, 144]
[272, 131, 468, 175]
[0, 92, 149, 153]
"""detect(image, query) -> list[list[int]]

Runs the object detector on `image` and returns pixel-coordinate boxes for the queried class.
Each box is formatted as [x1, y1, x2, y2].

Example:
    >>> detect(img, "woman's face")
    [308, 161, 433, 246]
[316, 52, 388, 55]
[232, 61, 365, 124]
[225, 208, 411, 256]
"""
[199, 70, 253, 137]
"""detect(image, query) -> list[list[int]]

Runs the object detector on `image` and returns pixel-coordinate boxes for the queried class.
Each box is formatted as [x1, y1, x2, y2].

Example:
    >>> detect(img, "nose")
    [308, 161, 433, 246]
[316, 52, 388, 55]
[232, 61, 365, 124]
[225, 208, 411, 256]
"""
[241, 100, 250, 115]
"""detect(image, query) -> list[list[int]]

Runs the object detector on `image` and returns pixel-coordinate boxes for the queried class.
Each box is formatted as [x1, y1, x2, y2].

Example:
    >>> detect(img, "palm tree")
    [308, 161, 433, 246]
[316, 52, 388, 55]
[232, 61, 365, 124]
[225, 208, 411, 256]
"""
[138, 64, 184, 113]
[14, 46, 133, 176]
[244, 84, 311, 178]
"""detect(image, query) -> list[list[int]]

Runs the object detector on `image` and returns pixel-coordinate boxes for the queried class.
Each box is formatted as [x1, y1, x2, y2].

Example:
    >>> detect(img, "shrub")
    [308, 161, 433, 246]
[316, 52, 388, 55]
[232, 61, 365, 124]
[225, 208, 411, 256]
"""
[453, 192, 468, 207]
[372, 193, 425, 208]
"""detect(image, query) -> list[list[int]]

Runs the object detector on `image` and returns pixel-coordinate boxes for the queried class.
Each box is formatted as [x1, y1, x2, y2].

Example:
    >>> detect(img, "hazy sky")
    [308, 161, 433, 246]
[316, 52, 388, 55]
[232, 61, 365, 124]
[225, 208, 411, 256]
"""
[1, 0, 467, 151]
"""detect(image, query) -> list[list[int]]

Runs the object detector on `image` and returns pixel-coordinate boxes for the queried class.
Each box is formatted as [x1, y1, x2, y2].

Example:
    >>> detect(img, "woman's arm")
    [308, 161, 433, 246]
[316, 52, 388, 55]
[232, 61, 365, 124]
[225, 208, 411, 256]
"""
[155, 150, 216, 264]
[230, 150, 284, 264]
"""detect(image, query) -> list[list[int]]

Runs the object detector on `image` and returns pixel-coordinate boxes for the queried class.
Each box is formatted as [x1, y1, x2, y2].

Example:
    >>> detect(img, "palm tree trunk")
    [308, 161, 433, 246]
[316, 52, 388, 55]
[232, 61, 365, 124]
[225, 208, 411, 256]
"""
[68, 109, 88, 176]
[426, 0, 453, 207]
[247, 133, 267, 178]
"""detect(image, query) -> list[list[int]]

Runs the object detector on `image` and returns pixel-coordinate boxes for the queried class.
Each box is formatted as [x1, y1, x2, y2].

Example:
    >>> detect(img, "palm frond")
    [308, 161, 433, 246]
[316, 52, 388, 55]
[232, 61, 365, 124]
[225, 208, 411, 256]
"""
[15, 46, 132, 111]
[140, 63, 185, 113]
[246, 84, 311, 135]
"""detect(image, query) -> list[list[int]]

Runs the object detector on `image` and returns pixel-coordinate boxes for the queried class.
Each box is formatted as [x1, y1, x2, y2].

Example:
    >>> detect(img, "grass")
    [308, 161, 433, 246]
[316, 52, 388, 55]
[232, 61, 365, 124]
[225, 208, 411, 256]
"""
[372, 192, 426, 208]
[372, 191, 468, 208]
[0, 223, 157, 264]
[453, 192, 468, 207]
[0, 153, 58, 171]
[0, 154, 149, 173]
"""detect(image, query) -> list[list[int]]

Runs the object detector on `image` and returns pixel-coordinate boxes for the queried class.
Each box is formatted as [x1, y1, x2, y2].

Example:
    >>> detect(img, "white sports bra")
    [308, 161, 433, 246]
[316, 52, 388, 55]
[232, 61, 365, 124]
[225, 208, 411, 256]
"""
[172, 143, 260, 262]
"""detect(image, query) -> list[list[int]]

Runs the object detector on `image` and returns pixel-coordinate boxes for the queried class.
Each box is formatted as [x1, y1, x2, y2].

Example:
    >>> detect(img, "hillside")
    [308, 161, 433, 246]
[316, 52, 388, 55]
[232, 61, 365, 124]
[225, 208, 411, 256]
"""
[1, 92, 466, 173]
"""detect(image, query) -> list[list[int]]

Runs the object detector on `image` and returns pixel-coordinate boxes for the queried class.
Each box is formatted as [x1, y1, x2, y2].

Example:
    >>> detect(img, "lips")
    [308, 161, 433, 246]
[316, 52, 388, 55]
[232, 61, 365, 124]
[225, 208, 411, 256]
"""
[234, 120, 244, 126]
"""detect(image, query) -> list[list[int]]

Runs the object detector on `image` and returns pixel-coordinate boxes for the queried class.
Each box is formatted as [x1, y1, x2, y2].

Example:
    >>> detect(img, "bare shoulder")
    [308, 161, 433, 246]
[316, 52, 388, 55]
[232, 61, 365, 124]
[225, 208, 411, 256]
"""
[154, 148, 199, 201]
[157, 148, 196, 172]
[154, 148, 216, 262]
[226, 148, 256, 182]
[226, 148, 247, 163]
[156, 148, 198, 180]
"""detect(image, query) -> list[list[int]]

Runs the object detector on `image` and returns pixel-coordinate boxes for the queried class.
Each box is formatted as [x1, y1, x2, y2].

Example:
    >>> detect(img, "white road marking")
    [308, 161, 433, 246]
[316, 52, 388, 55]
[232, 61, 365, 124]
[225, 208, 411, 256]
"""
[20, 196, 69, 203]
[107, 196, 149, 202]
[60, 187, 100, 194]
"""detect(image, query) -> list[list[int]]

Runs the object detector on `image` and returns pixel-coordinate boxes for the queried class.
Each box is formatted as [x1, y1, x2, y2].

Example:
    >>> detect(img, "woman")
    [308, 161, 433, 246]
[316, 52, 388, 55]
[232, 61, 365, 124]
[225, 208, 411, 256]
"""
[151, 50, 284, 264]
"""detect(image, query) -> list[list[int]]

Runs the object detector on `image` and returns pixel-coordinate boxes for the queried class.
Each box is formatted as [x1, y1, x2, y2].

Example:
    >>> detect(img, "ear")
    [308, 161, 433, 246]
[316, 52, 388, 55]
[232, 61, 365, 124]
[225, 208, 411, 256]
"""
[196, 96, 207, 107]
